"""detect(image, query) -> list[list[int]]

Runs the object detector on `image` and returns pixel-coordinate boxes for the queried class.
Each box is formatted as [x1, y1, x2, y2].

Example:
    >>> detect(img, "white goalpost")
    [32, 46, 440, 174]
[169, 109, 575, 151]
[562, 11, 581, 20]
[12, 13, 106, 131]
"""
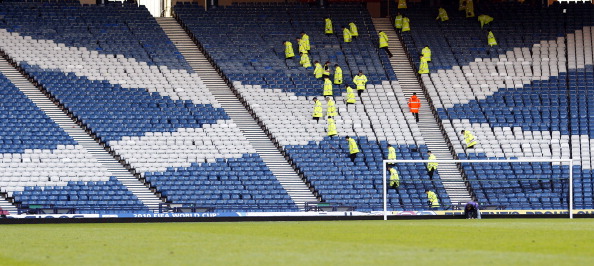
[382, 158, 575, 220]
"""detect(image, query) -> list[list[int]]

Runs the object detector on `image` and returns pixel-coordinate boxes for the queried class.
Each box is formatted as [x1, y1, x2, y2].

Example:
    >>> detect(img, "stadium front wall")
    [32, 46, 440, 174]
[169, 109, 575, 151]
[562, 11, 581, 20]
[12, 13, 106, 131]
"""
[2, 210, 594, 224]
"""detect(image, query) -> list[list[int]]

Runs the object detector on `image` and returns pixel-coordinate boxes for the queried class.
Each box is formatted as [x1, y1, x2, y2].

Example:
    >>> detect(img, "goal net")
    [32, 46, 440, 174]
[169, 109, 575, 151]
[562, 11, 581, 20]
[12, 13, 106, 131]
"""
[382, 158, 574, 220]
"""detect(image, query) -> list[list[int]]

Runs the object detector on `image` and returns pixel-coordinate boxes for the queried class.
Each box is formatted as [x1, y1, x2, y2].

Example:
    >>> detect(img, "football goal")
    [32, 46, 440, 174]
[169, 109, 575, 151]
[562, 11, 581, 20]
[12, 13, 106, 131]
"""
[382, 158, 575, 220]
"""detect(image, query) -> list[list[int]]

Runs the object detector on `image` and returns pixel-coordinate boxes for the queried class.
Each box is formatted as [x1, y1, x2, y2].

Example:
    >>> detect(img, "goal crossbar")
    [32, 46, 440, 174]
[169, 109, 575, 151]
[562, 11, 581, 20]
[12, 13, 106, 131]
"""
[381, 158, 574, 220]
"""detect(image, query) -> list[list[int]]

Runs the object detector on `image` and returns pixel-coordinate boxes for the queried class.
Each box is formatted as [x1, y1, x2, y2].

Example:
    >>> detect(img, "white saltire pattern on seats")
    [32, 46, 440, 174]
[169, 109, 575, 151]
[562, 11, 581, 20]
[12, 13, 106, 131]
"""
[235, 81, 425, 146]
[0, 145, 114, 195]
[0, 30, 265, 174]
[0, 30, 217, 106]
[426, 27, 594, 168]
[109, 121, 257, 174]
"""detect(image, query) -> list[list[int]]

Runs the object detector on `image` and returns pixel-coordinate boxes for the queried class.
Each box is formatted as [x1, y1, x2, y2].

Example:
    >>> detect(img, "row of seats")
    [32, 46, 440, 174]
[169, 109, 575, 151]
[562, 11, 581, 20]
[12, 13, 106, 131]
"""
[400, 1, 594, 209]
[176, 2, 452, 210]
[0, 0, 191, 71]
[0, 1, 296, 213]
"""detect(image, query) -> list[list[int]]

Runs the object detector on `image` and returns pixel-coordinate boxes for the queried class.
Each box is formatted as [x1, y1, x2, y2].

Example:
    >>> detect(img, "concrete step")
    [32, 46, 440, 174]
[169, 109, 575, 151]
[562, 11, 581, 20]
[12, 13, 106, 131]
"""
[0, 59, 163, 212]
[157, 17, 318, 209]
[372, 18, 471, 205]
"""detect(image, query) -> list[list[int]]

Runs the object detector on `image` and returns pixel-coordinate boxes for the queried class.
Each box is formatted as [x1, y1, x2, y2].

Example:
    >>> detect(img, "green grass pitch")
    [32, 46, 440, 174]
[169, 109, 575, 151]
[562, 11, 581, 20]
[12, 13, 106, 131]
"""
[1, 219, 593, 265]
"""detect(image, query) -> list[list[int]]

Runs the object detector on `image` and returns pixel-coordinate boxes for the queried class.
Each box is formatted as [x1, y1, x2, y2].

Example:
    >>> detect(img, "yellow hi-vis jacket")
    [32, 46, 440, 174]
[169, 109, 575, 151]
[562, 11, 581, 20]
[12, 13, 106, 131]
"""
[343, 28, 352, 43]
[398, 0, 407, 9]
[389, 168, 400, 187]
[300, 53, 312, 68]
[325, 18, 333, 34]
[327, 98, 337, 117]
[427, 154, 438, 170]
[395, 15, 403, 29]
[422, 46, 431, 61]
[346, 86, 356, 104]
[327, 117, 337, 136]
[464, 130, 478, 148]
[349, 22, 358, 37]
[466, 0, 475, 17]
[487, 31, 497, 46]
[379, 31, 389, 48]
[427, 191, 440, 207]
[478, 14, 493, 29]
[402, 17, 411, 32]
[284, 41, 294, 58]
[334, 66, 343, 84]
[348, 138, 360, 154]
[302, 33, 310, 50]
[313, 100, 323, 118]
[298, 38, 308, 54]
[418, 56, 430, 74]
[323, 78, 333, 96]
[388, 146, 396, 160]
[314, 62, 323, 78]
[436, 8, 449, 21]
[353, 74, 368, 91]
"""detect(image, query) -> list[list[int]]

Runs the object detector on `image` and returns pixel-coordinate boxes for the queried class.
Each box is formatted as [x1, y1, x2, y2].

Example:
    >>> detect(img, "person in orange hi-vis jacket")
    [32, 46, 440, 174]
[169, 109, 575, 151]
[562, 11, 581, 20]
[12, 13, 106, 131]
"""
[408, 92, 421, 122]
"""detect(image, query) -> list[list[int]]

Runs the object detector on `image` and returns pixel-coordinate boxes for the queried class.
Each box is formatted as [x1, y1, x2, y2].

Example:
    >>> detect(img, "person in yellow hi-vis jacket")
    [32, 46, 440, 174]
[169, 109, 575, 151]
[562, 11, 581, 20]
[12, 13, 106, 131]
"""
[345, 84, 356, 110]
[353, 71, 368, 97]
[402, 16, 411, 32]
[322, 76, 333, 97]
[459, 0, 466, 11]
[333, 64, 343, 85]
[313, 61, 323, 79]
[466, 0, 475, 18]
[284, 41, 294, 59]
[379, 31, 393, 58]
[398, 0, 407, 9]
[312, 97, 323, 123]
[426, 190, 440, 208]
[478, 14, 493, 29]
[326, 96, 337, 117]
[461, 130, 478, 149]
[345, 136, 360, 164]
[436, 7, 449, 22]
[394, 12, 403, 29]
[301, 32, 310, 52]
[418, 55, 429, 74]
[299, 52, 311, 68]
[388, 166, 400, 189]
[487, 30, 497, 46]
[342, 26, 352, 43]
[297, 37, 307, 55]
[324, 17, 333, 35]
[387, 144, 396, 167]
[327, 117, 337, 137]
[349, 22, 358, 39]
[427, 151, 438, 180]
[422, 45, 431, 62]
[323, 61, 331, 78]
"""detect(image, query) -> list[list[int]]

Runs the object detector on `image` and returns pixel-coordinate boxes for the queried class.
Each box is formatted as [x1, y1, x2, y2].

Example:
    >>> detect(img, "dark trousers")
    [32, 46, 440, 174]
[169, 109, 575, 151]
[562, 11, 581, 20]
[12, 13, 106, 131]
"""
[349, 153, 357, 163]
[382, 47, 393, 58]
[357, 90, 364, 97]
[313, 117, 320, 123]
[465, 208, 478, 219]
[412, 112, 419, 122]
[428, 168, 435, 180]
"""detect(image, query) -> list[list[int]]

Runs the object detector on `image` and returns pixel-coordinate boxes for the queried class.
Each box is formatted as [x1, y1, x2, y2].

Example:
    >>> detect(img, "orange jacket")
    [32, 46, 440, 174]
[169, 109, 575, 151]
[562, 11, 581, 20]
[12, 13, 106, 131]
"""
[408, 95, 421, 113]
